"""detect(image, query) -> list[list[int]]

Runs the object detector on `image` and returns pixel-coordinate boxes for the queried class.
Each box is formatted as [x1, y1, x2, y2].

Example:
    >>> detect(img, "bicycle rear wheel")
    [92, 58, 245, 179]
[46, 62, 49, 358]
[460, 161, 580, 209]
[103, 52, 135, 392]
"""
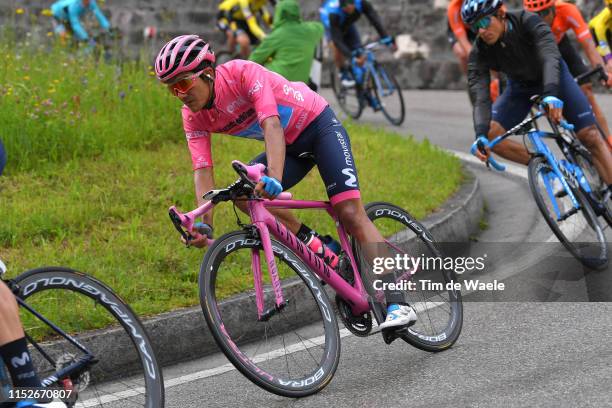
[200, 230, 340, 398]
[528, 156, 608, 268]
[372, 65, 405, 126]
[362, 202, 463, 352]
[13, 267, 164, 407]
[329, 63, 363, 119]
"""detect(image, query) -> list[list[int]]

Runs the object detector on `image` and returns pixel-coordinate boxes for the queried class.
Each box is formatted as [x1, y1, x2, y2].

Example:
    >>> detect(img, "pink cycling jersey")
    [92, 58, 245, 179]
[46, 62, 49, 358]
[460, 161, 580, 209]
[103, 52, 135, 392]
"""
[183, 60, 328, 170]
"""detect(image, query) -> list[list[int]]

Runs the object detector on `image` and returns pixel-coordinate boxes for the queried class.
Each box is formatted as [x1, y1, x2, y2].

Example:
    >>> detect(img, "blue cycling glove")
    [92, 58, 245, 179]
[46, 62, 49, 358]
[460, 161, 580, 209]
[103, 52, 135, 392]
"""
[542, 96, 563, 110]
[380, 36, 394, 46]
[261, 176, 283, 197]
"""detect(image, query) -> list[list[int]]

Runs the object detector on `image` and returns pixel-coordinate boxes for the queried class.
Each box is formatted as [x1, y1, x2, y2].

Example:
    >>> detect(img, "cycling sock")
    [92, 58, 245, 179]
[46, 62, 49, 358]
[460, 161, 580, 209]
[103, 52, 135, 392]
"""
[296, 223, 316, 243]
[0, 338, 41, 388]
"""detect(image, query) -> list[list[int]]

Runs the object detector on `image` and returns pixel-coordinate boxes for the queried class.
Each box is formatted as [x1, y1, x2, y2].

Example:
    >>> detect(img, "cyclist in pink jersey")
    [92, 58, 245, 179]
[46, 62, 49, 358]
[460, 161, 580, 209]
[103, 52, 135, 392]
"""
[155, 34, 417, 330]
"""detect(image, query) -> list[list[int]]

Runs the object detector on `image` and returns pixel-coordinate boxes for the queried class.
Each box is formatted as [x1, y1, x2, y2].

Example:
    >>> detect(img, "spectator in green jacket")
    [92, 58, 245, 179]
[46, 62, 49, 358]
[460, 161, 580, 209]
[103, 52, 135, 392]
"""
[249, 0, 323, 86]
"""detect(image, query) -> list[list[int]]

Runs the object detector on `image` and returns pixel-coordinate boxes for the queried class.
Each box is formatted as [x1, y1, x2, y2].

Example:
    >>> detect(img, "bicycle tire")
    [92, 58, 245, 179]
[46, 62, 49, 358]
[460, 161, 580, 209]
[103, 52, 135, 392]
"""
[527, 156, 608, 269]
[329, 63, 363, 119]
[13, 267, 164, 408]
[372, 66, 405, 126]
[199, 230, 340, 398]
[363, 202, 463, 352]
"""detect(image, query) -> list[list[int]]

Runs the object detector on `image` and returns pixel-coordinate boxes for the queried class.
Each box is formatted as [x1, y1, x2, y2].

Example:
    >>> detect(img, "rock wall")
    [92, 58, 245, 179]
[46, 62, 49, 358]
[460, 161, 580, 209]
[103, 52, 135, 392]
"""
[1, 0, 605, 89]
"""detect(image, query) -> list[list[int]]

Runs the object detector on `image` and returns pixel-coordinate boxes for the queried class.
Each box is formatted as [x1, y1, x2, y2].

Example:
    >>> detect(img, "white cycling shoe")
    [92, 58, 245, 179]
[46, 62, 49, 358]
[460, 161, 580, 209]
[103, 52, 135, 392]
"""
[379, 304, 417, 330]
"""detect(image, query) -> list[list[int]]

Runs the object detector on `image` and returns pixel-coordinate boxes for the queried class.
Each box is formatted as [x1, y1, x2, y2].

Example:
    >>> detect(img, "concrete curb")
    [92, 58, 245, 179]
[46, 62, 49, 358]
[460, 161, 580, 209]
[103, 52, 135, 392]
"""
[46, 166, 483, 372]
[142, 165, 483, 368]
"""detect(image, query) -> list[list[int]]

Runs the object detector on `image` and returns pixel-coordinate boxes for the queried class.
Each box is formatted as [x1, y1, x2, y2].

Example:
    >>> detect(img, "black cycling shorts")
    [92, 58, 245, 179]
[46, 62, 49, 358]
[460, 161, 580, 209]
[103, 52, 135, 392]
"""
[249, 106, 361, 205]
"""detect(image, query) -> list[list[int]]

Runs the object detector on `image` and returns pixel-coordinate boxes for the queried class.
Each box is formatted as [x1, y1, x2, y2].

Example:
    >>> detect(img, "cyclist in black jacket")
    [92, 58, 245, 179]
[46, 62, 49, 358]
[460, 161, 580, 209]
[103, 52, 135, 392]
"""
[463, 0, 612, 193]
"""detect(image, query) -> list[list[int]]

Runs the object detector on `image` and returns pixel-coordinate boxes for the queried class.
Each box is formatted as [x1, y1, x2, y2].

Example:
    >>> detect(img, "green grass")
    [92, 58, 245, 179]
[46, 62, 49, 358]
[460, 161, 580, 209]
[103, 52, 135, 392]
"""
[0, 39, 463, 336]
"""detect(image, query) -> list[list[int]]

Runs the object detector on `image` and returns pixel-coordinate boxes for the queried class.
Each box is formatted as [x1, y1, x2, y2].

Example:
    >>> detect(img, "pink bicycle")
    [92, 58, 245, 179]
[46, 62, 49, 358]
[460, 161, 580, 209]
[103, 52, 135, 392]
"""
[169, 161, 463, 397]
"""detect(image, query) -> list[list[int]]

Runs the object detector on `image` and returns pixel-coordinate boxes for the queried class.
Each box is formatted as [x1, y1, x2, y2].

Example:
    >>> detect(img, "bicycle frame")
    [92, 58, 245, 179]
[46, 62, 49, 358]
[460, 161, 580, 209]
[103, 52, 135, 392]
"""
[354, 42, 396, 98]
[174, 197, 372, 317]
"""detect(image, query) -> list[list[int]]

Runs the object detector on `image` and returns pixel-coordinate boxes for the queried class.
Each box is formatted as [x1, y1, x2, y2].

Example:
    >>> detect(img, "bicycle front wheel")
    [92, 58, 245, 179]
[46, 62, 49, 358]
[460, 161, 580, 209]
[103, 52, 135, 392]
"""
[329, 63, 363, 119]
[362, 202, 463, 352]
[200, 230, 340, 398]
[528, 156, 608, 268]
[13, 267, 164, 407]
[372, 65, 405, 126]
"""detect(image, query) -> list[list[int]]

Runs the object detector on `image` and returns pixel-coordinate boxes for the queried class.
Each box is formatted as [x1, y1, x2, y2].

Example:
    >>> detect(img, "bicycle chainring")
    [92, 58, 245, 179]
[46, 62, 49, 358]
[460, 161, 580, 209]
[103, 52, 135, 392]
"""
[335, 295, 372, 337]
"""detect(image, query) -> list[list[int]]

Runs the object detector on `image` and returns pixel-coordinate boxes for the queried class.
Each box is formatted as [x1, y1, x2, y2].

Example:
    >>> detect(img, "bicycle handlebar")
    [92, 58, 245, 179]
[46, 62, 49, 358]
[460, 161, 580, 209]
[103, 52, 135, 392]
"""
[574, 64, 609, 84]
[168, 161, 293, 247]
[470, 96, 575, 172]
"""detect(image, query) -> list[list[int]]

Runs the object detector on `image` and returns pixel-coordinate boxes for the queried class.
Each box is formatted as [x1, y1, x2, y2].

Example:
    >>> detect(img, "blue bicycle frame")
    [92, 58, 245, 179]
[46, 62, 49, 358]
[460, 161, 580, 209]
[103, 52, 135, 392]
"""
[471, 110, 593, 221]
[351, 42, 397, 98]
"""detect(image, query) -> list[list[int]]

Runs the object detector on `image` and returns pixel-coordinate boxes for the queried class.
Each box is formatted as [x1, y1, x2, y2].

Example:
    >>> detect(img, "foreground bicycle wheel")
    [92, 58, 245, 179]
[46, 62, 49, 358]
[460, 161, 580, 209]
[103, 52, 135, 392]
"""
[372, 65, 405, 126]
[200, 231, 340, 398]
[13, 267, 164, 408]
[362, 202, 463, 352]
[528, 156, 608, 268]
[329, 63, 363, 119]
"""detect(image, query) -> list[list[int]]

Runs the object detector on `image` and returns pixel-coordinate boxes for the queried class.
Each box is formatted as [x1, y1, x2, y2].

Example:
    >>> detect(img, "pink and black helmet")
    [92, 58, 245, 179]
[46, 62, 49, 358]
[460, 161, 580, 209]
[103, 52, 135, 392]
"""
[154, 35, 216, 83]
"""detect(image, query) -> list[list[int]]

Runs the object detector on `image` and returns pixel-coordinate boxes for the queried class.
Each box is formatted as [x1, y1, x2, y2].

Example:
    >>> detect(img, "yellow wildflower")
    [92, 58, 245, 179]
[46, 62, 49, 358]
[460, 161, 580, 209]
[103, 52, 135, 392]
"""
[15, 8, 25, 15]
[41, 9, 53, 17]
[23, 75, 30, 81]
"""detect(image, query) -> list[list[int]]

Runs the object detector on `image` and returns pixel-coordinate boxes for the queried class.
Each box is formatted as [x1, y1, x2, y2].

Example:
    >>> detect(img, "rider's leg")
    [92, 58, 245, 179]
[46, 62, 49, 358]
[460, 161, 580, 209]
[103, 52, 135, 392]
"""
[576, 125, 612, 184]
[0, 281, 42, 388]
[235, 32, 251, 59]
[487, 121, 531, 165]
[486, 79, 534, 165]
[580, 83, 611, 140]
[330, 42, 345, 69]
[558, 59, 612, 185]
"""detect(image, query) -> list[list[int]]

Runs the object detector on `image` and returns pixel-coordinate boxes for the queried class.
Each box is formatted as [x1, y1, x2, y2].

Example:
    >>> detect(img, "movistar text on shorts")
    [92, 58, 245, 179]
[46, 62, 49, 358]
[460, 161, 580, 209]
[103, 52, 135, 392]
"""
[372, 254, 487, 275]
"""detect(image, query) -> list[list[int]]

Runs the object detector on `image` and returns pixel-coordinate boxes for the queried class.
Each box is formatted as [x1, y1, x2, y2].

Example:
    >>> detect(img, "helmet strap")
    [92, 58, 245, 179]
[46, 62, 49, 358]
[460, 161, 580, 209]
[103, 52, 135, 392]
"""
[203, 73, 215, 110]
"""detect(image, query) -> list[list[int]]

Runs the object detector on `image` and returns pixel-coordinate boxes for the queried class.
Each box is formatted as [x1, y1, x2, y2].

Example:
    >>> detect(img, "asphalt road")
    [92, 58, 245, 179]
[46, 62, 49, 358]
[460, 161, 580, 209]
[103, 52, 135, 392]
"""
[104, 90, 612, 407]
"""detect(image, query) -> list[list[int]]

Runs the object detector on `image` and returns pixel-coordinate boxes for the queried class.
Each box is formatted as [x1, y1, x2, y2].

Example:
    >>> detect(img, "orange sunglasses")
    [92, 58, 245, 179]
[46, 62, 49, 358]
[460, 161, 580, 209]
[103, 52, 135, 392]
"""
[167, 70, 204, 96]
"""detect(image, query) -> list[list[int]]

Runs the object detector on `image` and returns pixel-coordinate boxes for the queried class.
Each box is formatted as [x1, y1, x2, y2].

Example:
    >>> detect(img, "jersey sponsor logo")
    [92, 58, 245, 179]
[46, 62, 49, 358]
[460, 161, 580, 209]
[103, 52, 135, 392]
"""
[219, 107, 257, 133]
[283, 84, 304, 102]
[248, 79, 263, 97]
[225, 97, 248, 113]
[295, 112, 308, 131]
[342, 168, 358, 187]
[185, 130, 208, 139]
[11, 352, 31, 368]
[235, 105, 294, 138]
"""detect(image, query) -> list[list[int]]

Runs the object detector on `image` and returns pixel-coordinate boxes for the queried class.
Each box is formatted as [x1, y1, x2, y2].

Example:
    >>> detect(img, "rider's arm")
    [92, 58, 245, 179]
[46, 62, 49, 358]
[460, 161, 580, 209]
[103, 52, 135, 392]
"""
[467, 47, 492, 137]
[447, 0, 472, 53]
[260, 5, 273, 27]
[240, 0, 266, 40]
[241, 62, 285, 181]
[90, 0, 111, 31]
[329, 14, 352, 58]
[262, 116, 285, 183]
[589, 8, 612, 62]
[184, 110, 215, 223]
[566, 4, 604, 68]
[68, 3, 89, 41]
[524, 12, 561, 97]
[362, 0, 389, 39]
[194, 167, 215, 226]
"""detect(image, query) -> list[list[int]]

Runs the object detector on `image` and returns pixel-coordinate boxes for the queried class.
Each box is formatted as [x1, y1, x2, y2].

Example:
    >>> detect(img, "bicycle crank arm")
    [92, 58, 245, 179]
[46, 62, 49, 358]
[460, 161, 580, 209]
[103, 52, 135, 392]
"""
[258, 301, 288, 322]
